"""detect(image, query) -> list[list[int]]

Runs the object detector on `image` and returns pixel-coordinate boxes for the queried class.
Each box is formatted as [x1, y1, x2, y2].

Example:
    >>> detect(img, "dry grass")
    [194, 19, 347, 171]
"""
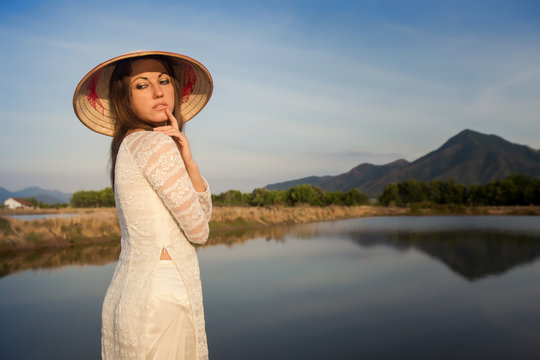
[0, 209, 119, 251]
[209, 205, 408, 230]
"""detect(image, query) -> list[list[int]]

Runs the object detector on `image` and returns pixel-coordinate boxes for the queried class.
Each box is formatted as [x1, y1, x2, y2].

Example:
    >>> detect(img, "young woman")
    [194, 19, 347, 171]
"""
[73, 51, 213, 359]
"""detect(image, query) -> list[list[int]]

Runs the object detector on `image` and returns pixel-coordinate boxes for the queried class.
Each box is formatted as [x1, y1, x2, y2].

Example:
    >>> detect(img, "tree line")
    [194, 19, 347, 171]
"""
[20, 198, 69, 209]
[70, 188, 115, 208]
[66, 174, 539, 208]
[212, 184, 371, 207]
[68, 184, 370, 208]
[377, 174, 540, 206]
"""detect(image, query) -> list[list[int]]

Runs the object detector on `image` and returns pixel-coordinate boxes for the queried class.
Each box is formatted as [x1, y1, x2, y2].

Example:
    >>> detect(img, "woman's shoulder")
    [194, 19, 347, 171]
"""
[125, 129, 171, 142]
[122, 131, 178, 170]
[123, 130, 175, 151]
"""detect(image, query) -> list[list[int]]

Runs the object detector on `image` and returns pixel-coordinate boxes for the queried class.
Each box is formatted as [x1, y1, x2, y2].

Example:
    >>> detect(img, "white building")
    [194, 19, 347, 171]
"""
[3, 197, 35, 209]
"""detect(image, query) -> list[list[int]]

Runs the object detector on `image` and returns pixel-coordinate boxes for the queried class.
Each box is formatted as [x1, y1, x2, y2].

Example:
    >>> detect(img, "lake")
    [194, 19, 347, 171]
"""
[1, 216, 539, 359]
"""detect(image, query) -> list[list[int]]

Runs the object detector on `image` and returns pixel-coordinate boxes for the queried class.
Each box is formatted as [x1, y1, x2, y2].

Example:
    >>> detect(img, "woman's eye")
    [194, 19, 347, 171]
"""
[159, 79, 170, 85]
[135, 83, 148, 90]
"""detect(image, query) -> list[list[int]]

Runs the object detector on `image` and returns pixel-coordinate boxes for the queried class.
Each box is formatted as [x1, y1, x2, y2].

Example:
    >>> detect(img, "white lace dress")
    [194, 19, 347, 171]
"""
[101, 131, 212, 360]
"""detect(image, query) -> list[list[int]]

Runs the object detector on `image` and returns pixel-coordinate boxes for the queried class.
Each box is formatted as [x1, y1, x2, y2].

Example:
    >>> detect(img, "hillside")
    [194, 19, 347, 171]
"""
[0, 186, 72, 204]
[266, 129, 540, 197]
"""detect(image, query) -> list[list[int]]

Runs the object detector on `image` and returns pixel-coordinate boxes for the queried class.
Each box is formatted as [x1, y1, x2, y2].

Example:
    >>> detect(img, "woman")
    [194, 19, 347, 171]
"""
[73, 51, 213, 359]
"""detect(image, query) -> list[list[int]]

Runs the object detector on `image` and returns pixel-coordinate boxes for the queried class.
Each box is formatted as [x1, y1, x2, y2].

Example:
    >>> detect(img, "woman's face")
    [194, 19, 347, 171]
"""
[130, 59, 175, 124]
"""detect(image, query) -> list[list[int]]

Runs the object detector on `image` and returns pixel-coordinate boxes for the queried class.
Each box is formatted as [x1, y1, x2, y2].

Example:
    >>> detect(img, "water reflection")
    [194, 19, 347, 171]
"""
[1, 216, 539, 282]
[0, 226, 295, 278]
[0, 243, 121, 278]
[4, 213, 78, 221]
[206, 225, 291, 246]
[346, 230, 540, 281]
[200, 217, 540, 360]
[285, 216, 540, 281]
[1, 216, 539, 360]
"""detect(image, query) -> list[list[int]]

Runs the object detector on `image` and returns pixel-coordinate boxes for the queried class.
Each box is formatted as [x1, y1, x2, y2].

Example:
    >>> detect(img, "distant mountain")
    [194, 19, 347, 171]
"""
[266, 129, 540, 197]
[263, 175, 333, 191]
[0, 186, 72, 204]
[0, 187, 11, 204]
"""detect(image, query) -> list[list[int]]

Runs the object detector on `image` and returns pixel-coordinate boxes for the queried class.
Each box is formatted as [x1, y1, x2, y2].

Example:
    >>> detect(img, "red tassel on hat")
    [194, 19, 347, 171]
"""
[86, 69, 105, 115]
[181, 64, 196, 102]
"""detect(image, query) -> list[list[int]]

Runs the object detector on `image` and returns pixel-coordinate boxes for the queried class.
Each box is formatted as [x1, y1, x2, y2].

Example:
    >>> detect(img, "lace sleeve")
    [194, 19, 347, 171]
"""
[196, 178, 213, 222]
[127, 131, 210, 244]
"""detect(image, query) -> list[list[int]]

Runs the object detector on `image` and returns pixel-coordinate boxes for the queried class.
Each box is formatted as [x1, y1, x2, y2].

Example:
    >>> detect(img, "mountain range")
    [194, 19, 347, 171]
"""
[0, 186, 72, 205]
[266, 129, 540, 198]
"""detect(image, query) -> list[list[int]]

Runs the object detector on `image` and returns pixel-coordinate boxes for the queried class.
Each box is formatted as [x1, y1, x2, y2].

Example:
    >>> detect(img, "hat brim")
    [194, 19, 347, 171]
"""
[73, 50, 213, 136]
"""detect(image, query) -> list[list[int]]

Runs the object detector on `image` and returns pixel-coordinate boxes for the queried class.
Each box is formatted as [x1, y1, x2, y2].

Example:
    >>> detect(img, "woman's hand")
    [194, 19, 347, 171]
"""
[153, 109, 206, 192]
[153, 108, 194, 165]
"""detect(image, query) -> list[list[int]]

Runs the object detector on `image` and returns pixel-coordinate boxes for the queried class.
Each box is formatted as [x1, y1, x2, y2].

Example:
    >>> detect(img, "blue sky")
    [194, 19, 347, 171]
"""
[1, 0, 539, 194]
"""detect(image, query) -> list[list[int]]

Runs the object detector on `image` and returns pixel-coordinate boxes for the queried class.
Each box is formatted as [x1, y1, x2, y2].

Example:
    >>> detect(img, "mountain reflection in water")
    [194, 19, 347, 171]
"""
[347, 230, 540, 281]
[1, 216, 539, 360]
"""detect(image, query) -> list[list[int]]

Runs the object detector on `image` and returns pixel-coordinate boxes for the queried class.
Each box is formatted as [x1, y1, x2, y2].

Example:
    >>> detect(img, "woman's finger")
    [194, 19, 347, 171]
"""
[165, 108, 179, 130]
[155, 126, 183, 136]
[156, 128, 188, 143]
[153, 125, 171, 131]
[153, 126, 177, 133]
[153, 126, 183, 137]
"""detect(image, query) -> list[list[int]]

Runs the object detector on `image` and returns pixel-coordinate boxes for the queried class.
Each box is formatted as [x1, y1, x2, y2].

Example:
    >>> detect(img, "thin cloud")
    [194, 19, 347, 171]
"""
[1, 0, 539, 193]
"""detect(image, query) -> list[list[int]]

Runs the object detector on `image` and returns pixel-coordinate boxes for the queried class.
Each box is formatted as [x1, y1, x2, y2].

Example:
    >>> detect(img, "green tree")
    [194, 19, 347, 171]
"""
[344, 188, 370, 205]
[249, 188, 269, 206]
[378, 183, 400, 206]
[212, 190, 247, 205]
[427, 180, 444, 204]
[286, 184, 325, 206]
[271, 190, 288, 205]
[442, 179, 466, 204]
[467, 184, 483, 205]
[398, 179, 425, 205]
[325, 191, 345, 206]
[99, 188, 115, 207]
[70, 188, 115, 207]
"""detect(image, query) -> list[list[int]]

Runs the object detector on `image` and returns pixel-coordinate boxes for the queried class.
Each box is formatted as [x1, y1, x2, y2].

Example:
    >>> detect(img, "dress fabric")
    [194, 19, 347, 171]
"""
[145, 260, 196, 359]
[101, 131, 212, 360]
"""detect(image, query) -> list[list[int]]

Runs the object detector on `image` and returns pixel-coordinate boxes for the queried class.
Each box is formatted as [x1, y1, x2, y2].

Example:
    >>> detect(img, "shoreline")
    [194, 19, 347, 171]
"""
[1, 205, 539, 253]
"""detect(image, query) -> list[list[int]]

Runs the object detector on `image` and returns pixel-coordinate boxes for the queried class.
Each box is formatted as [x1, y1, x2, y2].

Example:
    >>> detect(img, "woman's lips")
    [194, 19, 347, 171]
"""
[153, 103, 168, 111]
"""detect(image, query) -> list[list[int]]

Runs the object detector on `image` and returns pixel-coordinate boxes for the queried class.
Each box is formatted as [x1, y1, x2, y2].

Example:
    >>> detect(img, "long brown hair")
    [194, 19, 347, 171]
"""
[109, 55, 185, 188]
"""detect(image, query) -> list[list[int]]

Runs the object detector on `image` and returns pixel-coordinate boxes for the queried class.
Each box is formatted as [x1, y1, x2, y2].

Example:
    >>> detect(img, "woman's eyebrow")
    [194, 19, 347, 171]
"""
[131, 73, 168, 83]
[131, 76, 148, 83]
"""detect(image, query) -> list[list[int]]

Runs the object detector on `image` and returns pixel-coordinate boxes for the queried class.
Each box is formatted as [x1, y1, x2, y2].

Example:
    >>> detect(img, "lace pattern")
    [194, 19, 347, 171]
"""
[102, 131, 212, 359]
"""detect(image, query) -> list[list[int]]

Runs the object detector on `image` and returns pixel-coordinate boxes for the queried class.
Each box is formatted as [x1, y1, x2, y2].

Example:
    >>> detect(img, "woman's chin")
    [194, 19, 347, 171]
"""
[147, 117, 169, 126]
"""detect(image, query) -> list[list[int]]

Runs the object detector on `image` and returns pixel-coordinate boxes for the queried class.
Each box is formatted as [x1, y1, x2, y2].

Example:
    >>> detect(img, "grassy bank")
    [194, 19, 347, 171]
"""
[209, 205, 409, 232]
[1, 205, 539, 253]
[0, 208, 120, 252]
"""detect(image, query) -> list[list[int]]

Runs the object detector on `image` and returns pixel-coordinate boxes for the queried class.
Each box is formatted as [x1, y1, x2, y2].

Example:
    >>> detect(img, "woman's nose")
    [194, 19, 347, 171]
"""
[153, 83, 164, 98]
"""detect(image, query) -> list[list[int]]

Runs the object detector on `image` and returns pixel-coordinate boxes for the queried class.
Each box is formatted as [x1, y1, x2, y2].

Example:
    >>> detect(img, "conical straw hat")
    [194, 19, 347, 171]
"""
[73, 50, 213, 136]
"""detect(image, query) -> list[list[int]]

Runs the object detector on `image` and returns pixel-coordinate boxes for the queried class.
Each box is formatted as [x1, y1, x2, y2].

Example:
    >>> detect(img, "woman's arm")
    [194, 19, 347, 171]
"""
[127, 131, 210, 244]
[183, 159, 206, 192]
[153, 108, 212, 221]
[154, 108, 205, 192]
